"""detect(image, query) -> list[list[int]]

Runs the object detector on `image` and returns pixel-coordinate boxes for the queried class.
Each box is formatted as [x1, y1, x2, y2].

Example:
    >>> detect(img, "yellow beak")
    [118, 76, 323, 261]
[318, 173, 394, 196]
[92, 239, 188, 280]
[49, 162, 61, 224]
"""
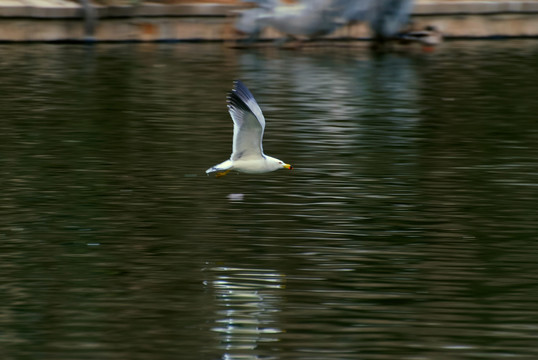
[283, 164, 293, 170]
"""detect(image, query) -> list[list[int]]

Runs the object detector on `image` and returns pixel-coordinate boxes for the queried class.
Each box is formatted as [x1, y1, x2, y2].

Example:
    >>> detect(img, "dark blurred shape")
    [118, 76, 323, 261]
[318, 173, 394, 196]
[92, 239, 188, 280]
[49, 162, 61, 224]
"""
[396, 25, 444, 52]
[80, 0, 97, 41]
[341, 0, 415, 50]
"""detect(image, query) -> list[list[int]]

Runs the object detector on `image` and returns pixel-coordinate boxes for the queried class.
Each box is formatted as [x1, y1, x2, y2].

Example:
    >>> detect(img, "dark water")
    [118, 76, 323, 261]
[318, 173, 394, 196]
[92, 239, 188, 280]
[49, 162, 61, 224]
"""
[1, 40, 537, 360]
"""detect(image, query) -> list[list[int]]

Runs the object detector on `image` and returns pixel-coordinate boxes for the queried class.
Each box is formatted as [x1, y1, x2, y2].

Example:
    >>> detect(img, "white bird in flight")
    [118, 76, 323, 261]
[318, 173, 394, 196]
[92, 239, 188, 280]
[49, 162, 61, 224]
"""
[206, 80, 293, 177]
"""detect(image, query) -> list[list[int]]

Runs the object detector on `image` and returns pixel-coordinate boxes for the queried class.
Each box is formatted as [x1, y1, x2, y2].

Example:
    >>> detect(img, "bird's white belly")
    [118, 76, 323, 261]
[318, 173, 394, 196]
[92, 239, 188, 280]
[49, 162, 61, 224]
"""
[233, 158, 275, 174]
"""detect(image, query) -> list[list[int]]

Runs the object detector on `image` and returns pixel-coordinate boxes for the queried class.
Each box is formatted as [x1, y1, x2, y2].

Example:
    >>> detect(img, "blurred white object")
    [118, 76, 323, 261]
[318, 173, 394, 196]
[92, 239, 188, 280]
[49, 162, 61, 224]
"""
[235, 0, 415, 47]
[236, 0, 347, 43]
[227, 193, 245, 201]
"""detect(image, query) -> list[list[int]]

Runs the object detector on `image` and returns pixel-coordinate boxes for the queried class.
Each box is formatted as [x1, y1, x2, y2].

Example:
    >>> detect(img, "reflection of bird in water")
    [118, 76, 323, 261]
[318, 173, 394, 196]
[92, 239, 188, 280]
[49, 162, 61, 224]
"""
[396, 25, 443, 52]
[209, 266, 284, 355]
[232, 0, 417, 49]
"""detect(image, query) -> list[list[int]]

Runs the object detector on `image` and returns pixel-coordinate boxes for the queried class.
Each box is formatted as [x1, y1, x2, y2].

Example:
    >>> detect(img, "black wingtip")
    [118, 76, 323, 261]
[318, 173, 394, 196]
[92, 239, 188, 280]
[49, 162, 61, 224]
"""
[229, 80, 255, 103]
[227, 88, 250, 113]
[226, 79, 256, 113]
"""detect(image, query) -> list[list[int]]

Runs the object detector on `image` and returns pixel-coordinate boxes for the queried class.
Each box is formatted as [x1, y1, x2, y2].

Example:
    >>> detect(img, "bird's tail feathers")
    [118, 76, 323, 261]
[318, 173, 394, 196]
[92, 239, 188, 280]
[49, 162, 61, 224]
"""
[206, 159, 233, 175]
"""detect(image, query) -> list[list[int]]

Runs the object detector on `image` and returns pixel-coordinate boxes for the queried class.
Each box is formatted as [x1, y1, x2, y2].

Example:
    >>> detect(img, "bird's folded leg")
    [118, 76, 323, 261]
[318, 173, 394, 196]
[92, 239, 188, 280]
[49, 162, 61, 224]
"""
[215, 170, 231, 178]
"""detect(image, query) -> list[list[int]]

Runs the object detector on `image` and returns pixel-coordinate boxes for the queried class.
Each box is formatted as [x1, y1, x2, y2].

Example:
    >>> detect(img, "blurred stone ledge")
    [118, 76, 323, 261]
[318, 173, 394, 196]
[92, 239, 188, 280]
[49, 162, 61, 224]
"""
[1, 2, 537, 19]
[0, 1, 537, 42]
[0, 3, 241, 19]
[415, 1, 538, 15]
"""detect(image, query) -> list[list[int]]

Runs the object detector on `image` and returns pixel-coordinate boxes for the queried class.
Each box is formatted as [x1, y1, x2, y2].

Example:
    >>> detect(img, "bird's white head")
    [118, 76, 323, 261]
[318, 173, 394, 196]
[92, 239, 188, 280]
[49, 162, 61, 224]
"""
[266, 156, 293, 171]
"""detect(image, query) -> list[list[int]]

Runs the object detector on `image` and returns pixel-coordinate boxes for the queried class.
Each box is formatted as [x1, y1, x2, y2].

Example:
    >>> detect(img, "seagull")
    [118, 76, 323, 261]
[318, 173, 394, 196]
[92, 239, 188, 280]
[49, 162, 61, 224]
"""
[206, 81, 292, 177]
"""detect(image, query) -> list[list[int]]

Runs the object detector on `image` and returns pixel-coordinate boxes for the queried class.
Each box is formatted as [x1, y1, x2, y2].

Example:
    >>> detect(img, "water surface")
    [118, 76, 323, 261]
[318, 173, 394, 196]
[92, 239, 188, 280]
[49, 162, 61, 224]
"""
[1, 40, 537, 360]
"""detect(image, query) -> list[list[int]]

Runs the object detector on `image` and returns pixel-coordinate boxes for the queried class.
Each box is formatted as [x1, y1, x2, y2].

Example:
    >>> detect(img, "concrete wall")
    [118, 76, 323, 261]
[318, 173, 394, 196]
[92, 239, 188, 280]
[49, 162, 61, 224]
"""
[0, 1, 537, 42]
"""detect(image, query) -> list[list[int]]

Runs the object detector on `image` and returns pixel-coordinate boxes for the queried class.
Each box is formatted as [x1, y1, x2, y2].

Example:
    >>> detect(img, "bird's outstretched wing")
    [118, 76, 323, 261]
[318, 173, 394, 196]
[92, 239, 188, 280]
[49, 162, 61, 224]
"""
[228, 80, 266, 161]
